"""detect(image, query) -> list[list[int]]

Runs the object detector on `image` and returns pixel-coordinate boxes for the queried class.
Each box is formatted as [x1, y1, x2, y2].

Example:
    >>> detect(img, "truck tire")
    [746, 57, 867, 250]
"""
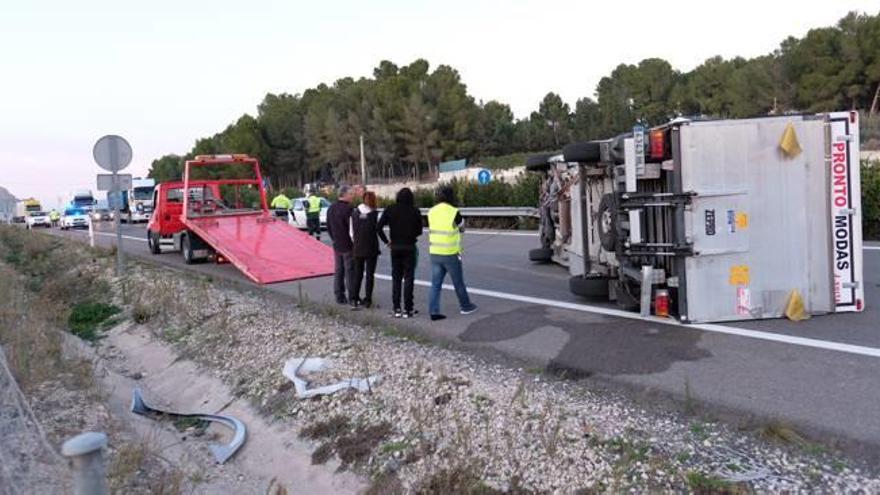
[563, 141, 601, 163]
[147, 230, 161, 255]
[529, 247, 553, 263]
[525, 153, 554, 171]
[597, 194, 617, 252]
[182, 234, 195, 264]
[569, 276, 609, 298]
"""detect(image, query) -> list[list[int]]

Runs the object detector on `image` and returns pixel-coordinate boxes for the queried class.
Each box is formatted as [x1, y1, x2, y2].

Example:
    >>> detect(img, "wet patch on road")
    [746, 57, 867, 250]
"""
[459, 306, 711, 376]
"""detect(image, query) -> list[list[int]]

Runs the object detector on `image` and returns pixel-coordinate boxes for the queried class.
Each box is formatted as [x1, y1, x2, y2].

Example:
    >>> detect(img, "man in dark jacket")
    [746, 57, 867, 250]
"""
[377, 187, 423, 318]
[326, 185, 355, 304]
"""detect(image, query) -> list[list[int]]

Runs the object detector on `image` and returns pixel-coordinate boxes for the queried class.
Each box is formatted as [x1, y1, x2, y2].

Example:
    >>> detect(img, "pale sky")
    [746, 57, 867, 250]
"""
[1, 0, 877, 208]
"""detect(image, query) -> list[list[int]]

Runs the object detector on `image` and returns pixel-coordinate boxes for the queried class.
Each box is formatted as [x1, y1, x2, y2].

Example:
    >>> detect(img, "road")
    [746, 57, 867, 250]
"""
[56, 222, 880, 460]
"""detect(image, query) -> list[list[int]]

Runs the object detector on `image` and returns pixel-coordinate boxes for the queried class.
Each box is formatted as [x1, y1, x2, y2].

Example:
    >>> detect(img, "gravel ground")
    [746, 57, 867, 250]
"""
[117, 261, 880, 493]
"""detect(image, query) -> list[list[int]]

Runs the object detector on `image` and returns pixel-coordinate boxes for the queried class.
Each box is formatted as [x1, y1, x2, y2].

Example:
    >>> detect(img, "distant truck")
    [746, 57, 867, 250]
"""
[70, 190, 96, 212]
[13, 198, 41, 223]
[107, 177, 156, 223]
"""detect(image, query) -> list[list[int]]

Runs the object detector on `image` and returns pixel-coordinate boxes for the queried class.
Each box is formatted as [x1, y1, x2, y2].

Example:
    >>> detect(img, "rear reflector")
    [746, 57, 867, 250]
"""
[649, 129, 665, 160]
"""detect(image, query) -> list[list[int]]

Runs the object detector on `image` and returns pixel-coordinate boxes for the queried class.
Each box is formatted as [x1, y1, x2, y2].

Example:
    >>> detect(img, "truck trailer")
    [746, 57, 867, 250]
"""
[526, 112, 864, 323]
[13, 198, 41, 223]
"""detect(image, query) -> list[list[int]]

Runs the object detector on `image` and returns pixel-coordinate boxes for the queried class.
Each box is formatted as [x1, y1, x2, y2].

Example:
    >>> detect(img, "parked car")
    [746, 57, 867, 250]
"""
[60, 207, 89, 230]
[287, 197, 329, 230]
[25, 211, 51, 229]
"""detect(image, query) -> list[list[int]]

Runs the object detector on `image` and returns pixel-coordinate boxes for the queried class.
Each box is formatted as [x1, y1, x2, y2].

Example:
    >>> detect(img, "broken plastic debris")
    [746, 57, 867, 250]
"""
[282, 357, 381, 399]
[130, 389, 246, 464]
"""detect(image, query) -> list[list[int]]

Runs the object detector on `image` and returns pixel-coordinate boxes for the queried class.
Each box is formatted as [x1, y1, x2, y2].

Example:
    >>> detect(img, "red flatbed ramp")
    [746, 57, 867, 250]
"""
[185, 214, 334, 284]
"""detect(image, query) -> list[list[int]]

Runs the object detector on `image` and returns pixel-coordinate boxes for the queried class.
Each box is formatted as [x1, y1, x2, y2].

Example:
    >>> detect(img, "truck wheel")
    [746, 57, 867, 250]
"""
[569, 276, 609, 298]
[182, 234, 194, 264]
[529, 247, 553, 263]
[597, 194, 617, 252]
[147, 230, 161, 255]
[525, 153, 554, 171]
[563, 141, 601, 163]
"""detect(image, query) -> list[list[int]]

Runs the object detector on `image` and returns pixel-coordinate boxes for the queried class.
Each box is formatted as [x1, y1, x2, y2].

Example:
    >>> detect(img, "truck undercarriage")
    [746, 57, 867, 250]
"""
[527, 113, 864, 323]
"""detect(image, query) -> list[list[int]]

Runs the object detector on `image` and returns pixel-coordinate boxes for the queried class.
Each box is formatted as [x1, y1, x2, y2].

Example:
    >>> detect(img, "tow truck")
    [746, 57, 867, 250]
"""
[527, 112, 864, 323]
[146, 154, 334, 284]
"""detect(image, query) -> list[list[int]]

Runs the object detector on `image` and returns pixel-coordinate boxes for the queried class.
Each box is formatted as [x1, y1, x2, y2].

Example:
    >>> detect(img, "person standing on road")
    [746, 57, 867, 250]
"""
[377, 187, 422, 318]
[326, 185, 356, 305]
[349, 191, 381, 310]
[270, 191, 291, 218]
[427, 185, 477, 321]
[306, 191, 322, 240]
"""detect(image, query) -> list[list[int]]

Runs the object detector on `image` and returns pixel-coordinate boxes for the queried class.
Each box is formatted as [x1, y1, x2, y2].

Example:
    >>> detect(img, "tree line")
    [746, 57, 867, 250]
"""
[149, 10, 880, 187]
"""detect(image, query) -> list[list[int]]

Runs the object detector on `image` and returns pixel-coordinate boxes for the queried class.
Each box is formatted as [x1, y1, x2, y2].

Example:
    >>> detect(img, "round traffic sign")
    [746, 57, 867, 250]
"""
[93, 135, 132, 172]
[477, 169, 492, 185]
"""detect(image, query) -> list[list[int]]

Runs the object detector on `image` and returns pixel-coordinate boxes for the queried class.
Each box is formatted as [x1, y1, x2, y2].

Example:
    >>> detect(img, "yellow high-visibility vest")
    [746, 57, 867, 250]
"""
[308, 195, 322, 214]
[428, 203, 461, 255]
[271, 194, 291, 209]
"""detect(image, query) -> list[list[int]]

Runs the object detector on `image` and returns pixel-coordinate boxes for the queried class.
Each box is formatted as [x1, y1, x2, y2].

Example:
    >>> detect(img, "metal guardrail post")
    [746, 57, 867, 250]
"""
[62, 432, 108, 495]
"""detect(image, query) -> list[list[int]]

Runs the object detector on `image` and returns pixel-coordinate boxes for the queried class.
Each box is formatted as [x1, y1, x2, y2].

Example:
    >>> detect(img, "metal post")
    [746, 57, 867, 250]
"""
[62, 432, 108, 495]
[88, 215, 95, 248]
[112, 171, 124, 275]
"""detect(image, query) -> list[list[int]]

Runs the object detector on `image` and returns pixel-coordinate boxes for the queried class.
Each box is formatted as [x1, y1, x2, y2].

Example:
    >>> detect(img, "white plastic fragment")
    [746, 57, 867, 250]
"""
[282, 357, 381, 399]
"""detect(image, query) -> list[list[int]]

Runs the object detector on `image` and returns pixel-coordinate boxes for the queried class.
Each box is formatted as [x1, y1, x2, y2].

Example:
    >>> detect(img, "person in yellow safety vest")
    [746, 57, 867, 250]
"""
[306, 192, 322, 240]
[427, 185, 478, 321]
[270, 192, 291, 217]
[48, 209, 61, 227]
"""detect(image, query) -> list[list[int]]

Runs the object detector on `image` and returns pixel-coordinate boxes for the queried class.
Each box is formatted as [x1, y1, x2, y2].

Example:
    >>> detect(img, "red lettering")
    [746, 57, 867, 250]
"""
[834, 142, 846, 152]
[835, 196, 848, 207]
[833, 152, 846, 163]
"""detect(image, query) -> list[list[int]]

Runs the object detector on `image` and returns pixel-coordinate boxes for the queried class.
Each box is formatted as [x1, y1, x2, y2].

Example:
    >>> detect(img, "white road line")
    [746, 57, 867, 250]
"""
[374, 275, 880, 359]
[465, 230, 537, 237]
[82, 228, 880, 358]
[865, 246, 880, 251]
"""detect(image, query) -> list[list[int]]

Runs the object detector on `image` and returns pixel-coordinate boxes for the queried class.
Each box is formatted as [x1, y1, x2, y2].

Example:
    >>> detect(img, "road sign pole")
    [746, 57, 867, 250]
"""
[113, 170, 124, 274]
[94, 134, 132, 277]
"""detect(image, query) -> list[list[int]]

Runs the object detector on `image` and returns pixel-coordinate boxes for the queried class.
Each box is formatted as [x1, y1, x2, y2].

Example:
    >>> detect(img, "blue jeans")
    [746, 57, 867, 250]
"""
[429, 254, 475, 315]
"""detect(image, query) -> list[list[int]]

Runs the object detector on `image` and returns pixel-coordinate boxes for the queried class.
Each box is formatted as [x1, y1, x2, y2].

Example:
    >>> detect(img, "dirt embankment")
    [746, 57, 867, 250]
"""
[3, 225, 880, 493]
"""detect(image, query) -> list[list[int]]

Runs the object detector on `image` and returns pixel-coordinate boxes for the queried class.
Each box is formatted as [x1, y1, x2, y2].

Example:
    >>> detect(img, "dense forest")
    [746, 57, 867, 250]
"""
[149, 10, 880, 187]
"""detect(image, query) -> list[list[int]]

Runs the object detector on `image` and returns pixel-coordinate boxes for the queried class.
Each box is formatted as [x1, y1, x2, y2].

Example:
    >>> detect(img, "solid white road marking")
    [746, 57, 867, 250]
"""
[865, 246, 880, 251]
[79, 228, 880, 358]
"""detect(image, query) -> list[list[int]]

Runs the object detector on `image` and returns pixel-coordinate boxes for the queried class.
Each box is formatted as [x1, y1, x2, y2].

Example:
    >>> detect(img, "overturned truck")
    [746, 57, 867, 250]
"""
[527, 112, 864, 323]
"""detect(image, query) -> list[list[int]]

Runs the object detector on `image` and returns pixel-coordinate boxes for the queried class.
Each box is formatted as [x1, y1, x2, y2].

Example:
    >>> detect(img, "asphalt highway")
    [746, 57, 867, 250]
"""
[54, 222, 880, 460]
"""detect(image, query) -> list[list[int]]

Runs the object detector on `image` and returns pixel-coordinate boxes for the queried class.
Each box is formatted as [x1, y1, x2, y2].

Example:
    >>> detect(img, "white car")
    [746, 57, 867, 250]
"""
[287, 197, 329, 229]
[60, 208, 89, 230]
[25, 211, 51, 229]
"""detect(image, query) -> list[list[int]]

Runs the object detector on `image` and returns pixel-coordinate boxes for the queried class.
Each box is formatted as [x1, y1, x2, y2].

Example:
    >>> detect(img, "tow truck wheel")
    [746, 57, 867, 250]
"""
[147, 230, 161, 255]
[569, 275, 609, 298]
[182, 234, 194, 264]
[529, 247, 553, 263]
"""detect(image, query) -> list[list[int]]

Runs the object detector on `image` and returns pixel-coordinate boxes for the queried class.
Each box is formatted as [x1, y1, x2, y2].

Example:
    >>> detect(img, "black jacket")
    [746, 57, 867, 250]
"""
[351, 206, 381, 258]
[377, 203, 423, 251]
[326, 200, 354, 253]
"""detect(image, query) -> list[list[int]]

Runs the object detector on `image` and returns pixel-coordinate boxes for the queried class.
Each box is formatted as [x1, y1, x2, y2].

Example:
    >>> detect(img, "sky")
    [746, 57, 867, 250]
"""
[1, 0, 878, 208]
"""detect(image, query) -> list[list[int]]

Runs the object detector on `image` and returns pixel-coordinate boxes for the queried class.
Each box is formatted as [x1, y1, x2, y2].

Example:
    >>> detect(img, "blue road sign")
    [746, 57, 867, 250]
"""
[477, 169, 492, 185]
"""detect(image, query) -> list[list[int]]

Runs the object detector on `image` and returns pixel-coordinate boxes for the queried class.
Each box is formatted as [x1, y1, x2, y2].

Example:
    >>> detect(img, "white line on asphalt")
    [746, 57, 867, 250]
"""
[466, 230, 537, 237]
[83, 229, 880, 358]
[374, 275, 880, 359]
[865, 246, 880, 251]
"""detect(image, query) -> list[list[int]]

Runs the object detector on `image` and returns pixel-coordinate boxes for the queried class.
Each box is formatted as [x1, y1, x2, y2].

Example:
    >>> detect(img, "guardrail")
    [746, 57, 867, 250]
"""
[416, 206, 538, 218]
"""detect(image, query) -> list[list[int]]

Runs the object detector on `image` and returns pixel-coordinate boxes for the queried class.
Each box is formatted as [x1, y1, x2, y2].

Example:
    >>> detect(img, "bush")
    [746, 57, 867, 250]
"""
[68, 302, 120, 342]
[863, 159, 880, 239]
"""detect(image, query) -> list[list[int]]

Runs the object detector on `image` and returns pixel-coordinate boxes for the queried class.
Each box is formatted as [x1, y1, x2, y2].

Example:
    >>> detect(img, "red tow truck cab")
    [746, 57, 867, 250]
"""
[146, 154, 334, 284]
